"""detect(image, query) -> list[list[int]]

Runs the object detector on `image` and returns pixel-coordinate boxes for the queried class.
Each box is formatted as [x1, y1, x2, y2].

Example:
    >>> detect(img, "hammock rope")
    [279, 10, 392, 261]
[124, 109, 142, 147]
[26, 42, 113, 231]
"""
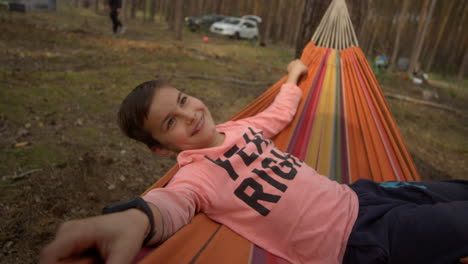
[58, 0, 419, 263]
[312, 0, 359, 50]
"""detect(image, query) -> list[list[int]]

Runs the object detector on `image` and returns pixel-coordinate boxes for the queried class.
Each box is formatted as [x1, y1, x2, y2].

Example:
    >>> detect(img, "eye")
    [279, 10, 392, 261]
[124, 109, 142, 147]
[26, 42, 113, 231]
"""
[167, 118, 175, 129]
[180, 96, 188, 105]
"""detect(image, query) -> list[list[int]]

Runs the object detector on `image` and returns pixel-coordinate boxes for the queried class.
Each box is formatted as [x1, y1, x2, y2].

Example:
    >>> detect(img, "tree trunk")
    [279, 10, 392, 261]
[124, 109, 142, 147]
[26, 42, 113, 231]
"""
[272, 0, 284, 43]
[173, 0, 183, 40]
[458, 48, 468, 80]
[167, 0, 175, 31]
[130, 0, 137, 19]
[389, 0, 410, 70]
[408, 0, 431, 73]
[446, 2, 468, 73]
[122, 0, 127, 19]
[263, 0, 278, 44]
[426, 1, 454, 72]
[143, 0, 148, 22]
[357, 0, 373, 51]
[281, 0, 294, 45]
[295, 0, 331, 58]
[255, 0, 266, 44]
[83, 0, 91, 8]
[347, 0, 368, 36]
[410, 0, 437, 73]
[149, 0, 156, 22]
[366, 14, 382, 55]
[158, 0, 166, 22]
[254, 0, 261, 16]
[187, 0, 196, 16]
[214, 0, 222, 14]
[197, 0, 204, 15]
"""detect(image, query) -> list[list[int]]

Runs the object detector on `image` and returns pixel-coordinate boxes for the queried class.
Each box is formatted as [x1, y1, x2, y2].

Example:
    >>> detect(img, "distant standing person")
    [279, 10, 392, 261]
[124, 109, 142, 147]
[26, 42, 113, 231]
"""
[108, 0, 125, 34]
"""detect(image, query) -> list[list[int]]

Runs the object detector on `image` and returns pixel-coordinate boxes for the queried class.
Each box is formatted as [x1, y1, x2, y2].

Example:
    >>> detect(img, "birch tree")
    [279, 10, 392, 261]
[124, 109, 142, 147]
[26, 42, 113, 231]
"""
[389, 0, 410, 70]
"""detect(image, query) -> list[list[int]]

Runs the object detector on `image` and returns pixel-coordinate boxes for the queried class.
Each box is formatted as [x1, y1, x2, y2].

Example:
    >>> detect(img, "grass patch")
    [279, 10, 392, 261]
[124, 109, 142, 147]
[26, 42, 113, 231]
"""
[0, 143, 67, 173]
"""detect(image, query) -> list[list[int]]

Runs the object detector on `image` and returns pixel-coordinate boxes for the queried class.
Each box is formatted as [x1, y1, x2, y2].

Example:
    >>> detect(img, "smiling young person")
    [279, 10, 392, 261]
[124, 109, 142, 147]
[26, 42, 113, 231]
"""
[40, 60, 468, 264]
[144, 83, 225, 153]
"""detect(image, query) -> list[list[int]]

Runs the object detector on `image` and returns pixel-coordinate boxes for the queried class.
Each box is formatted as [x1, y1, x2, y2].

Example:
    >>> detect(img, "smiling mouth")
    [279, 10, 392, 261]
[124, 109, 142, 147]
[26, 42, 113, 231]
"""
[191, 115, 204, 136]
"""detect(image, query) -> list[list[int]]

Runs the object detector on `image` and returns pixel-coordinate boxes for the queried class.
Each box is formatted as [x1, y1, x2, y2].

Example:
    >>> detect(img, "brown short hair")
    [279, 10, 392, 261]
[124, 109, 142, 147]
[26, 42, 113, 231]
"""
[118, 80, 170, 148]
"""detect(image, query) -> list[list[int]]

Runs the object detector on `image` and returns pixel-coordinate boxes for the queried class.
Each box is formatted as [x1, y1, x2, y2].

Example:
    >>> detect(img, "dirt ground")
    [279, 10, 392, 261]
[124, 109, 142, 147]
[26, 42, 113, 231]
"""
[0, 5, 467, 264]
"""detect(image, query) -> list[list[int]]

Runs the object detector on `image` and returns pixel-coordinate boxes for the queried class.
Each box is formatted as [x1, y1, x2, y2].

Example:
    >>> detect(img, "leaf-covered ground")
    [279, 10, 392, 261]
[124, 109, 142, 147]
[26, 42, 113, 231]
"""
[0, 4, 466, 263]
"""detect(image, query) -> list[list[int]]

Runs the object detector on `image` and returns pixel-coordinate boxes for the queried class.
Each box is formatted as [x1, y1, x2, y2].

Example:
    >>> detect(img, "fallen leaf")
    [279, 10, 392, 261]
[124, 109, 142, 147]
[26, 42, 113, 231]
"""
[74, 118, 83, 126]
[4, 240, 13, 250]
[15, 141, 30, 148]
[39, 217, 55, 227]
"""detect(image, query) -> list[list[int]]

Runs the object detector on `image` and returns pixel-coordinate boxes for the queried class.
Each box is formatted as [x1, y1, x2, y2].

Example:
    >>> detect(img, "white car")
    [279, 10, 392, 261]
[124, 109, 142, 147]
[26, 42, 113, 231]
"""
[210, 17, 259, 40]
[241, 15, 262, 24]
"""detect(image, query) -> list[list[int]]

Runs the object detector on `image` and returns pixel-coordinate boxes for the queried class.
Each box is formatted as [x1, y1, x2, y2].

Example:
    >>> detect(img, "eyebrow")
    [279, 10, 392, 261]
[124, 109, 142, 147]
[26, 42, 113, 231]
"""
[159, 91, 182, 132]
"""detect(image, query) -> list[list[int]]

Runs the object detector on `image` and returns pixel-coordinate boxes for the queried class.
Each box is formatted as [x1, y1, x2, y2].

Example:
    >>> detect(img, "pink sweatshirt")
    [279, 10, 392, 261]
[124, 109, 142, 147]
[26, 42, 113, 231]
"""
[143, 83, 359, 263]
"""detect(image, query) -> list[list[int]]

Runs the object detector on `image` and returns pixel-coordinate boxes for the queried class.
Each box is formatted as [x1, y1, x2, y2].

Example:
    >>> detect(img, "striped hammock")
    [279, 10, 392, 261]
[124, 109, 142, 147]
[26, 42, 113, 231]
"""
[60, 0, 420, 263]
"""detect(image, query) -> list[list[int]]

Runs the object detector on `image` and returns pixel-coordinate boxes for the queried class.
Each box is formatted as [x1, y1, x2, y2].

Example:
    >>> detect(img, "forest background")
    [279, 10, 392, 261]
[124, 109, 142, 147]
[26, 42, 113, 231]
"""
[0, 0, 466, 263]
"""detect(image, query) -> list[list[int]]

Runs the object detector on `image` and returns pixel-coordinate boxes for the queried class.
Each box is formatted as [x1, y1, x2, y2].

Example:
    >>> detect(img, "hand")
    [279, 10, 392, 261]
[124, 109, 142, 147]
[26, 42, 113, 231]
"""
[461, 257, 468, 264]
[287, 59, 308, 76]
[39, 209, 149, 264]
[285, 59, 308, 85]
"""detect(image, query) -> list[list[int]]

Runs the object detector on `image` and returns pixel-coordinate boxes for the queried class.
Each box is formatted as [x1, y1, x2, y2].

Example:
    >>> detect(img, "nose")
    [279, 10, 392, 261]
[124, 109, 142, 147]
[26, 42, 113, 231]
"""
[178, 108, 196, 125]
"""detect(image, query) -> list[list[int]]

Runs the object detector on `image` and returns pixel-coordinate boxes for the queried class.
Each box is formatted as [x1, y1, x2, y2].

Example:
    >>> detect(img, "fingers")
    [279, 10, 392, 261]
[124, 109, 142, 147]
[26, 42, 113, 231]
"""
[40, 211, 147, 264]
[287, 59, 307, 73]
[460, 257, 468, 264]
[106, 238, 141, 264]
[287, 59, 300, 71]
[39, 220, 97, 264]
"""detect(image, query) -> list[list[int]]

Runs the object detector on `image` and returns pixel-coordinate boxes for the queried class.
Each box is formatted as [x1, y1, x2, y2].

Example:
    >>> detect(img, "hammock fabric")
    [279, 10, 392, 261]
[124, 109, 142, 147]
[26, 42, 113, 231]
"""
[131, 42, 420, 264]
[58, 0, 419, 263]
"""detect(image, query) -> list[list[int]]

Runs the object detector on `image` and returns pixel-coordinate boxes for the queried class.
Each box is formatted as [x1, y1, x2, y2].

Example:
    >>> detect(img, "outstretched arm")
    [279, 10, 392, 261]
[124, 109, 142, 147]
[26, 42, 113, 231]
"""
[40, 177, 200, 264]
[40, 204, 162, 264]
[234, 59, 308, 138]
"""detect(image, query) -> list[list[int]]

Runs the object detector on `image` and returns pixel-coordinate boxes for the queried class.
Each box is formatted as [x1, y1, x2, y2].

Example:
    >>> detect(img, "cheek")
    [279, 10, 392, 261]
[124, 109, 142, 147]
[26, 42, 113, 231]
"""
[192, 98, 207, 109]
[170, 126, 191, 141]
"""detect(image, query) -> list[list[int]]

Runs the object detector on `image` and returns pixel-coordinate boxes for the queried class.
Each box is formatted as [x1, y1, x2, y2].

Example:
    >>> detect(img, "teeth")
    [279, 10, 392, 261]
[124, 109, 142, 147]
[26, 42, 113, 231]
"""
[197, 116, 204, 130]
[194, 116, 203, 134]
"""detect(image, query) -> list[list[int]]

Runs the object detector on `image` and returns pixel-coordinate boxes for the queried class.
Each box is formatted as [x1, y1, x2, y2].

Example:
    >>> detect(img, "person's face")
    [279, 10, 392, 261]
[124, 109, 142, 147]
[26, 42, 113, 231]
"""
[144, 86, 220, 154]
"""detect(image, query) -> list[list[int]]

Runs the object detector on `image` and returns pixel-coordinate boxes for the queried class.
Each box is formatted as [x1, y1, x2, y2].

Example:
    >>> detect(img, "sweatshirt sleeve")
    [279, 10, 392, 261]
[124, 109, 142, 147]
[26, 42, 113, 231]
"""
[142, 175, 205, 244]
[235, 83, 302, 139]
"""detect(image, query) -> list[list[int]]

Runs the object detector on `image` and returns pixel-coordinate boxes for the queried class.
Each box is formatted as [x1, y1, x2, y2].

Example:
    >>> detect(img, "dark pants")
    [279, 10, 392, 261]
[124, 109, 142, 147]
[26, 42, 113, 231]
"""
[344, 179, 468, 264]
[110, 9, 122, 34]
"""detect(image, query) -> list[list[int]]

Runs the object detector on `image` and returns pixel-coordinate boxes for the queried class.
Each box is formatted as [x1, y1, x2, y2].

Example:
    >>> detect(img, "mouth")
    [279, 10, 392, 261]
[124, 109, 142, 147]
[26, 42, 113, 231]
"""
[191, 115, 205, 136]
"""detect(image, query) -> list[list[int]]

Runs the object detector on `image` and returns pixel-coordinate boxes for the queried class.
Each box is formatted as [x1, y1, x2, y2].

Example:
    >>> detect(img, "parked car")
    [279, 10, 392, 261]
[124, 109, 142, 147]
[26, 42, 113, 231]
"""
[185, 14, 226, 32]
[210, 17, 259, 40]
[241, 15, 262, 24]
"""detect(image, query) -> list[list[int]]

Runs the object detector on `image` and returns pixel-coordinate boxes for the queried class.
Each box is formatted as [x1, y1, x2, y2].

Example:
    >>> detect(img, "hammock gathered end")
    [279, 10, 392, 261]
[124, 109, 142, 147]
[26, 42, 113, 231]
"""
[311, 0, 359, 50]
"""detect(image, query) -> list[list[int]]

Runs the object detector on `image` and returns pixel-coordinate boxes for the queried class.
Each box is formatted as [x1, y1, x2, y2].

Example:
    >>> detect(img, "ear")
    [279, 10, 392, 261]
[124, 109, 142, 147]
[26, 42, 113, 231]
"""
[150, 145, 175, 157]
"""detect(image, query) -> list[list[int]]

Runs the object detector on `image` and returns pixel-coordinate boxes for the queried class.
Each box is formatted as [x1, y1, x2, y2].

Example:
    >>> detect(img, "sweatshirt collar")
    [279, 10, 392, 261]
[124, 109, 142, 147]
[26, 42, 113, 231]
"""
[177, 125, 230, 167]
